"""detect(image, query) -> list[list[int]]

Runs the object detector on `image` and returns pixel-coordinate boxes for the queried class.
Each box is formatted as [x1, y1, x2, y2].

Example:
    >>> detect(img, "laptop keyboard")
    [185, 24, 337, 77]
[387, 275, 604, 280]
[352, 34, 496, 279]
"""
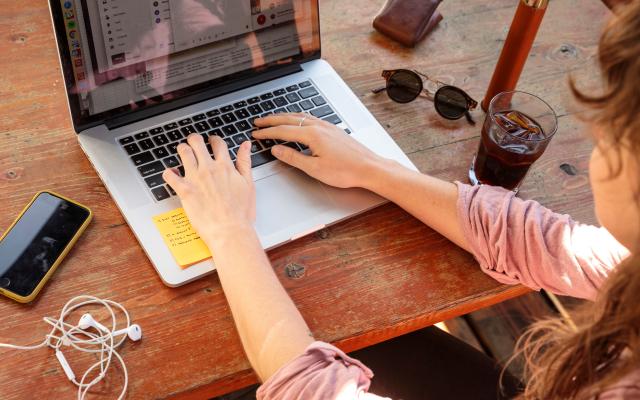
[117, 80, 350, 202]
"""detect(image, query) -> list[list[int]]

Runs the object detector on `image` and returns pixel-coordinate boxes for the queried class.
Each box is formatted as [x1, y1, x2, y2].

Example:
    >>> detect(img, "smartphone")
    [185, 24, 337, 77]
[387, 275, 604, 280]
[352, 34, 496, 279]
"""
[0, 191, 92, 303]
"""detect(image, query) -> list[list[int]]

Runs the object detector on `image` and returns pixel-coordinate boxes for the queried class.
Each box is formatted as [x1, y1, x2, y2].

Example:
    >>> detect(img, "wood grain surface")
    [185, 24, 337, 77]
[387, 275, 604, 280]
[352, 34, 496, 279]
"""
[0, 0, 609, 398]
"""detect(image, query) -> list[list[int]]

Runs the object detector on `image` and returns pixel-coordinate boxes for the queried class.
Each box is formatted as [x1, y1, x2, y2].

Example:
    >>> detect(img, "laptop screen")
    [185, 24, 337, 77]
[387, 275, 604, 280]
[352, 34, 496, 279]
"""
[51, 0, 320, 130]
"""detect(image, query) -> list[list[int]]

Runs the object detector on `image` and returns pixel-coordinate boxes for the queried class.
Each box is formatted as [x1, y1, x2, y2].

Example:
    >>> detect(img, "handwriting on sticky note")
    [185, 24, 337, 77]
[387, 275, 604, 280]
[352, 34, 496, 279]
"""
[152, 208, 212, 269]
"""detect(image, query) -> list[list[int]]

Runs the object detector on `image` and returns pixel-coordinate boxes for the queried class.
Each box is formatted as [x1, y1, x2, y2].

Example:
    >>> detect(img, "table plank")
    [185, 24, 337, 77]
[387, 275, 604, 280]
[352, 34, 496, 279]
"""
[0, 0, 607, 398]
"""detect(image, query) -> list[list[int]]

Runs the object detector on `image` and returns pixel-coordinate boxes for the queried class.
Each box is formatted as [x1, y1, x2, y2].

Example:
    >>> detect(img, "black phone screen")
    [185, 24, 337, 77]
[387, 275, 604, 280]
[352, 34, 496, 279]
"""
[0, 192, 90, 297]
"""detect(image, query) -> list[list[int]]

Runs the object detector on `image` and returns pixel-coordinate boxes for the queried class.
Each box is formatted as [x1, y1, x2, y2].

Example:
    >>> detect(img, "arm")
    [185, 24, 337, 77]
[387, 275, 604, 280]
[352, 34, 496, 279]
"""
[162, 135, 312, 381]
[253, 114, 630, 300]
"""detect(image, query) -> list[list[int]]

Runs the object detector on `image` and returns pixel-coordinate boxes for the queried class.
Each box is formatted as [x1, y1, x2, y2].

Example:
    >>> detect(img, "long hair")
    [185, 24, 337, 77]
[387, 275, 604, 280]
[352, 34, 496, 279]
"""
[515, 2, 640, 398]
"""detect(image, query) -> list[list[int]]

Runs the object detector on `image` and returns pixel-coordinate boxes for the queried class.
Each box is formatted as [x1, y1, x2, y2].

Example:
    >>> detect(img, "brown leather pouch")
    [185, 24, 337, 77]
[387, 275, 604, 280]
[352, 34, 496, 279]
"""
[373, 0, 443, 47]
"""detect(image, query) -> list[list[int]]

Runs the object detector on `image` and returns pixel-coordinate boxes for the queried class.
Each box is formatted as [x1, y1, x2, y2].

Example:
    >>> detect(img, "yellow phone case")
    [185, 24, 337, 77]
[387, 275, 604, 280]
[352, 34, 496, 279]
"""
[0, 191, 92, 303]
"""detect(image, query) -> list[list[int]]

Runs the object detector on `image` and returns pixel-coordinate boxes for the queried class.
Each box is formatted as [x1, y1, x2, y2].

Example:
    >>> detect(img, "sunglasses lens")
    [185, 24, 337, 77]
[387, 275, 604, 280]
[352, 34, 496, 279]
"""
[434, 86, 468, 119]
[387, 70, 422, 103]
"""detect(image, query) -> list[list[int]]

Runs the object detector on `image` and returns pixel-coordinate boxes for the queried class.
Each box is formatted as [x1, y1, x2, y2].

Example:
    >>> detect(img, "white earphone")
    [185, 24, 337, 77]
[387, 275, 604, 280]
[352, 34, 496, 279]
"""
[79, 313, 143, 341]
[0, 295, 142, 400]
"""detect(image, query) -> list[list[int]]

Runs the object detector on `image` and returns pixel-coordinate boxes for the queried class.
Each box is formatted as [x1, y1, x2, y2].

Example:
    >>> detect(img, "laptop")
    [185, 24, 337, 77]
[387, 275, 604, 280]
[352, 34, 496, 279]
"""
[48, 0, 417, 286]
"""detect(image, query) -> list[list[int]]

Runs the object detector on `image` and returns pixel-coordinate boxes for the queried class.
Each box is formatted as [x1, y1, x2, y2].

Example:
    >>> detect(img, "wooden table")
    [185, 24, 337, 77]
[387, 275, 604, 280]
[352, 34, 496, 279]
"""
[0, 0, 608, 398]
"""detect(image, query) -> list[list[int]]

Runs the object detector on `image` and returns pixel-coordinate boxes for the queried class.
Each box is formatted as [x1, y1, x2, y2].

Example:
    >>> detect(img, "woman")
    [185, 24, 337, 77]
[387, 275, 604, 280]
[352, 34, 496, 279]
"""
[162, 1, 640, 398]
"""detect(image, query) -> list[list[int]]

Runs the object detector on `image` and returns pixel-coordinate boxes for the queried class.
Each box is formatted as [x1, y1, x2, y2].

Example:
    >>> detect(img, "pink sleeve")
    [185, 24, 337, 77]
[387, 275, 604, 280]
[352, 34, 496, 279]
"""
[456, 183, 630, 300]
[257, 341, 389, 400]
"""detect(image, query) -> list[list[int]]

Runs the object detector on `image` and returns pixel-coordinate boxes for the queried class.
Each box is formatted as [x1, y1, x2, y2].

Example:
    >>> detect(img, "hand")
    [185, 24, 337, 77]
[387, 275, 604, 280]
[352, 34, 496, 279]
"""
[162, 134, 256, 241]
[252, 113, 385, 189]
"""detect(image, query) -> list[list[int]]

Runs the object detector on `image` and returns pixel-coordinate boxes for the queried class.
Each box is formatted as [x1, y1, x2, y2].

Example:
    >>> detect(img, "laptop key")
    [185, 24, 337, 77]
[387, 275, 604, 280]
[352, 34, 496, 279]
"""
[298, 81, 312, 88]
[274, 108, 287, 113]
[250, 140, 263, 153]
[206, 109, 220, 117]
[274, 97, 288, 107]
[261, 100, 275, 111]
[323, 114, 342, 125]
[151, 186, 170, 201]
[233, 101, 247, 108]
[124, 143, 141, 155]
[145, 173, 165, 188]
[166, 130, 182, 141]
[300, 100, 314, 110]
[251, 151, 276, 167]
[131, 151, 154, 166]
[232, 133, 249, 146]
[134, 131, 149, 140]
[119, 136, 134, 145]
[260, 138, 276, 148]
[167, 142, 180, 154]
[177, 166, 185, 176]
[285, 93, 301, 103]
[178, 118, 192, 126]
[248, 96, 260, 104]
[163, 156, 180, 168]
[223, 125, 238, 136]
[311, 105, 333, 118]
[149, 127, 164, 135]
[222, 113, 237, 124]
[298, 87, 319, 99]
[260, 93, 274, 100]
[138, 161, 165, 177]
[208, 117, 224, 127]
[286, 104, 302, 113]
[153, 147, 169, 159]
[247, 104, 263, 115]
[224, 137, 234, 148]
[194, 121, 210, 132]
[311, 95, 326, 106]
[273, 88, 286, 96]
[164, 122, 179, 130]
[235, 109, 250, 119]
[139, 138, 154, 150]
[221, 105, 234, 113]
[192, 113, 206, 121]
[286, 84, 299, 92]
[180, 125, 196, 135]
[153, 134, 169, 146]
[236, 120, 251, 132]
[166, 184, 176, 196]
[209, 128, 224, 138]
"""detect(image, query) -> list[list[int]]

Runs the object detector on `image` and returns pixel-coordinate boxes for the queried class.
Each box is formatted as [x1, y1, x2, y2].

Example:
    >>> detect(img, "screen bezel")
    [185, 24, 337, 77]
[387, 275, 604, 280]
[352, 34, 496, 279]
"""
[0, 191, 92, 302]
[48, 0, 322, 133]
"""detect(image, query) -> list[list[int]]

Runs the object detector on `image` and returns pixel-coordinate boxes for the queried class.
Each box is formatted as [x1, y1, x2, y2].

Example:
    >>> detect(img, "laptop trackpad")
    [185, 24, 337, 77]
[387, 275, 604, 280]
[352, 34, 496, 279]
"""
[254, 168, 334, 236]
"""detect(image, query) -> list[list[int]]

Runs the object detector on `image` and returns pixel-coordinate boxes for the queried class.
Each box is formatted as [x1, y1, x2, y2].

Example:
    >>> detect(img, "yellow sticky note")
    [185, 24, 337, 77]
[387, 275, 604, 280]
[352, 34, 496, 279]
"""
[152, 208, 212, 269]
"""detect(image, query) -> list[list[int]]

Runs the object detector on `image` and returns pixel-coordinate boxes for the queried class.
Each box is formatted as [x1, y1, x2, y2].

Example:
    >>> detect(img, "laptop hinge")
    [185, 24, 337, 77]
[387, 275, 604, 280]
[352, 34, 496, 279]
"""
[104, 63, 303, 130]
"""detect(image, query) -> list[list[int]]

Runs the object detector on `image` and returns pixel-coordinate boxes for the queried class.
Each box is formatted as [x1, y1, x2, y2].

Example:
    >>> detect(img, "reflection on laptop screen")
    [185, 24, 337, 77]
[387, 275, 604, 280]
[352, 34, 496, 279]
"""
[57, 0, 316, 120]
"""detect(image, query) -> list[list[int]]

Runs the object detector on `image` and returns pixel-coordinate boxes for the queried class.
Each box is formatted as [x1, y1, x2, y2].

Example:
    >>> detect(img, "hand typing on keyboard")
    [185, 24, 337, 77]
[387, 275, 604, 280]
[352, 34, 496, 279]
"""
[162, 134, 256, 240]
[253, 114, 385, 189]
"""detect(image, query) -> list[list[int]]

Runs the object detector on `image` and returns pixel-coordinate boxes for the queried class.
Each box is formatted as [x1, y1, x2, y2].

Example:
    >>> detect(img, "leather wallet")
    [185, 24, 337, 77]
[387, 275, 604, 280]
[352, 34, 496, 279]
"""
[373, 0, 443, 47]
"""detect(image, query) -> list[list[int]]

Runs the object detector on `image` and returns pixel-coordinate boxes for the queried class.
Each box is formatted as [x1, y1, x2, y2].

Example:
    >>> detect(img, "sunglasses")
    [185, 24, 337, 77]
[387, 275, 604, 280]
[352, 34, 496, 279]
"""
[372, 69, 478, 125]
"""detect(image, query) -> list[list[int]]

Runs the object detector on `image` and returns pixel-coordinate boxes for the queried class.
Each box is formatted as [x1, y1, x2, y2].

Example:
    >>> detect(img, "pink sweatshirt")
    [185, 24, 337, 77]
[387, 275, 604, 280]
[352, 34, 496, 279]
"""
[257, 183, 636, 399]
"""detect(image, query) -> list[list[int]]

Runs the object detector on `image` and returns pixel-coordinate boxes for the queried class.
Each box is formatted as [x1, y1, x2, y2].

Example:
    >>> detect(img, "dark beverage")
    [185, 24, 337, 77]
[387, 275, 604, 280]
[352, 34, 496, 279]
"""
[470, 109, 549, 191]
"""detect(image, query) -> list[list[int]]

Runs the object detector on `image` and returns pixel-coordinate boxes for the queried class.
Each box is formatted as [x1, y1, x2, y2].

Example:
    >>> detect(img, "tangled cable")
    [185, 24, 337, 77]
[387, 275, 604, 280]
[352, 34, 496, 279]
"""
[0, 295, 141, 400]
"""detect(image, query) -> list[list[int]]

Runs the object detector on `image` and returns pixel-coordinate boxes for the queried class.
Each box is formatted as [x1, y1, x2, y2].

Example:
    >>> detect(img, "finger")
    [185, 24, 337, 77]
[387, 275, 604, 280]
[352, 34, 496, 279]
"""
[235, 140, 253, 181]
[254, 113, 321, 128]
[251, 125, 313, 144]
[271, 144, 314, 171]
[187, 134, 211, 165]
[162, 168, 186, 194]
[177, 143, 198, 174]
[209, 135, 231, 163]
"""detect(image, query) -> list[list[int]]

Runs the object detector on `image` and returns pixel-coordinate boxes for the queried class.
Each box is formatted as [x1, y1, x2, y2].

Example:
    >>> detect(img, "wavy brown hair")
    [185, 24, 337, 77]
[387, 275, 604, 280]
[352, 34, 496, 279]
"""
[512, 1, 640, 398]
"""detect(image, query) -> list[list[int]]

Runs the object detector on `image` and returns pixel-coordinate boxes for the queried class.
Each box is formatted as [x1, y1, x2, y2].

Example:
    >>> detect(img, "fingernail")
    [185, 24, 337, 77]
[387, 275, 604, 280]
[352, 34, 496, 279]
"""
[272, 145, 283, 157]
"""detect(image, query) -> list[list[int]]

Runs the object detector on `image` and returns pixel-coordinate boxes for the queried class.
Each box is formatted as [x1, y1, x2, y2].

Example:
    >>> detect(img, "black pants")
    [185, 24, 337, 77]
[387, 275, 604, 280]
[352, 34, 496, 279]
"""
[217, 326, 522, 400]
[349, 326, 522, 400]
